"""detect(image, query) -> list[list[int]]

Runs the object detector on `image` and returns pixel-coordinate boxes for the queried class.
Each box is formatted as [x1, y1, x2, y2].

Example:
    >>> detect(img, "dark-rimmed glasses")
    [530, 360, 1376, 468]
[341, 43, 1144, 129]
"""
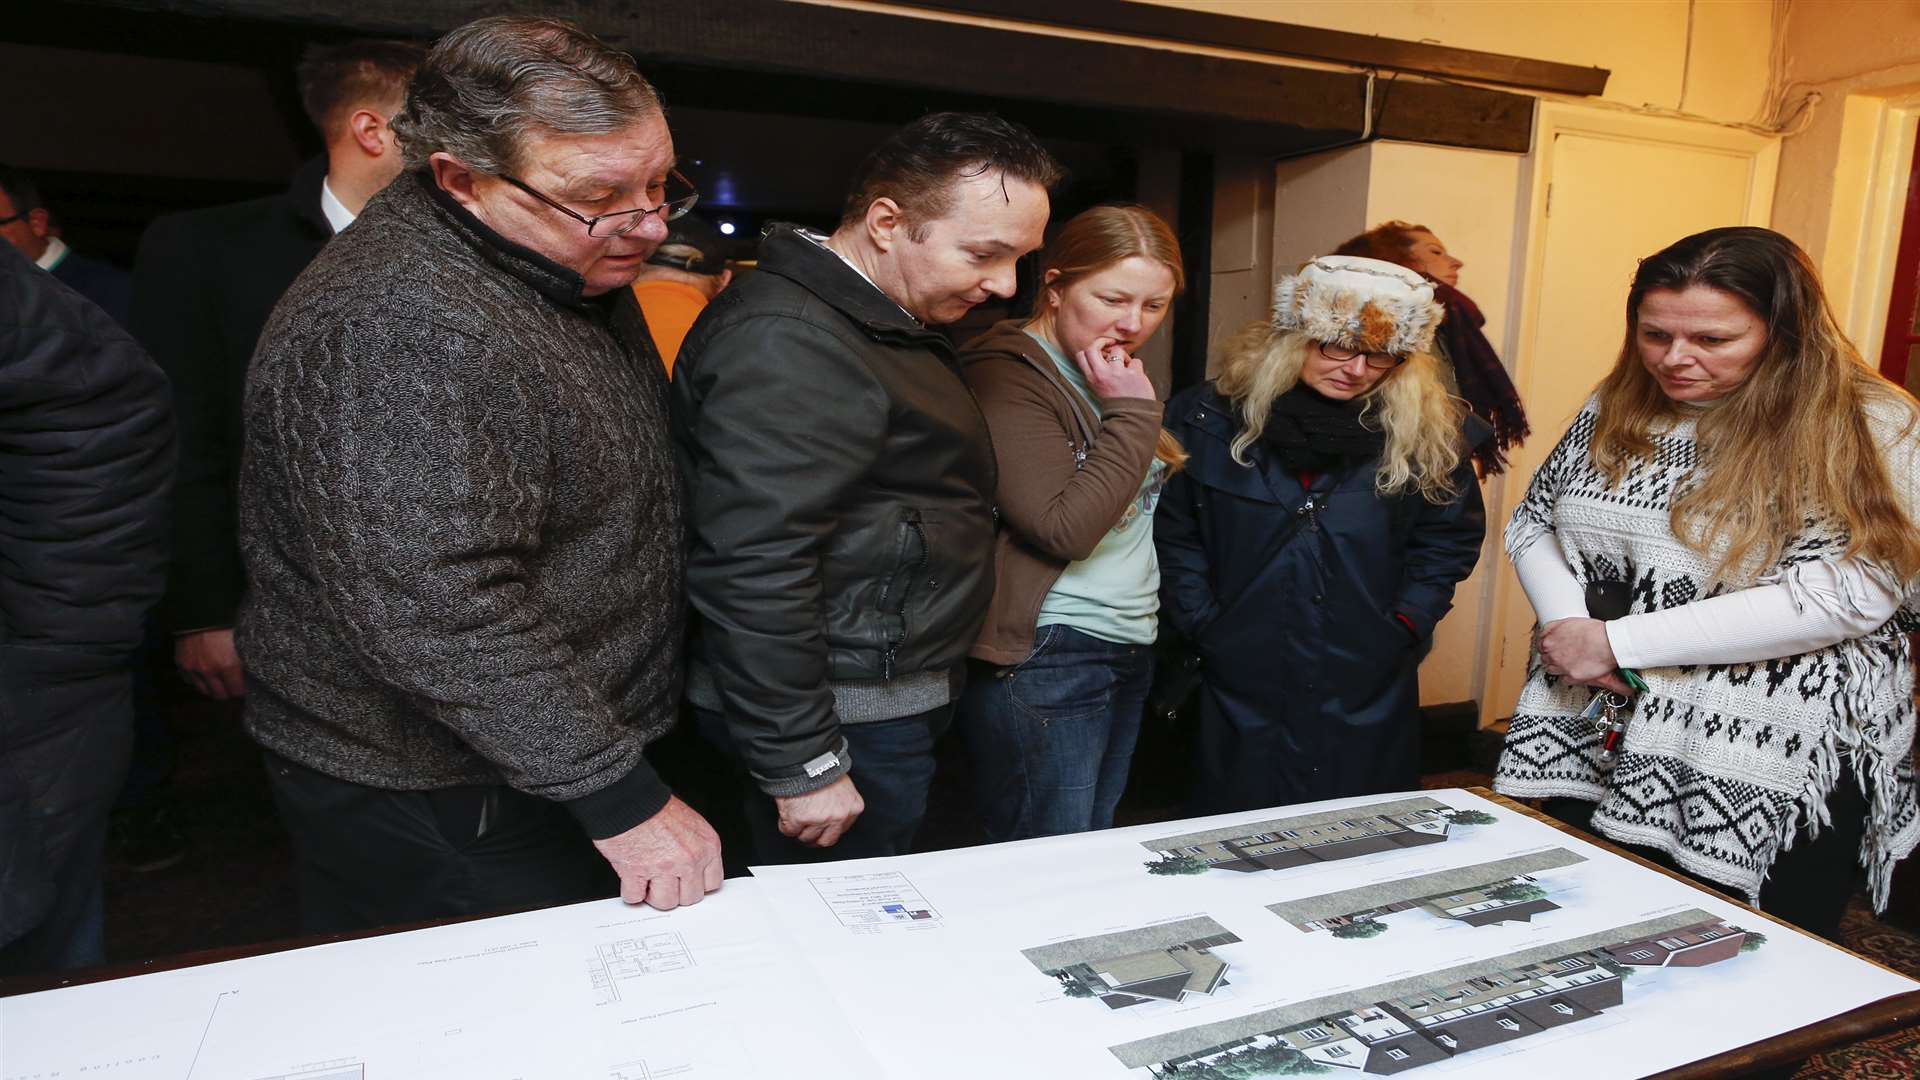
[1318, 340, 1405, 370]
[498, 168, 699, 238]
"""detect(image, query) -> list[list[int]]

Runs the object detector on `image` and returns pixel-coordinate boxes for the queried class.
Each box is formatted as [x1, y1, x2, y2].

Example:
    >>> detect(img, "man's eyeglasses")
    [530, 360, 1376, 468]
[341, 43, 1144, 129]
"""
[1318, 340, 1405, 371]
[498, 169, 699, 238]
[0, 209, 31, 226]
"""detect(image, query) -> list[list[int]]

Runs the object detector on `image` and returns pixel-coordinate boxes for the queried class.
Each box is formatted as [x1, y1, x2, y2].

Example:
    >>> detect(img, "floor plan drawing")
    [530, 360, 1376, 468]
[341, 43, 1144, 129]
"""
[1022, 916, 1243, 1010]
[1267, 849, 1588, 937]
[588, 931, 695, 1005]
[1, 883, 883, 1080]
[1142, 797, 1490, 876]
[1109, 908, 1760, 1077]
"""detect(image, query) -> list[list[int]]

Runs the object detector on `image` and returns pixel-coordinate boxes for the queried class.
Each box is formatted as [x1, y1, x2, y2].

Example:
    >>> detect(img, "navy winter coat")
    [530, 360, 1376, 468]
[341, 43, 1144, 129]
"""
[1155, 382, 1486, 813]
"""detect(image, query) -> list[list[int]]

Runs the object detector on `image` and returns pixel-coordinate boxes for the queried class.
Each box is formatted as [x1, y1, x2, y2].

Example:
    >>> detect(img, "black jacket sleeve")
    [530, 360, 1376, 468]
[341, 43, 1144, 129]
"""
[130, 214, 241, 633]
[0, 244, 174, 676]
[675, 314, 887, 795]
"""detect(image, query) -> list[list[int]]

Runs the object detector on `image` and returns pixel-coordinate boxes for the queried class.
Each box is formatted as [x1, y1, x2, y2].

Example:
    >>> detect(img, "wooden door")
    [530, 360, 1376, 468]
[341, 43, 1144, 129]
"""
[1482, 110, 1778, 724]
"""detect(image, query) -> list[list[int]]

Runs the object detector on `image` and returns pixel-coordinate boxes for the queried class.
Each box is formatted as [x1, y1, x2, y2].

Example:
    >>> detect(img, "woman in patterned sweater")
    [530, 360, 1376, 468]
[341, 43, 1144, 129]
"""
[1495, 227, 1920, 941]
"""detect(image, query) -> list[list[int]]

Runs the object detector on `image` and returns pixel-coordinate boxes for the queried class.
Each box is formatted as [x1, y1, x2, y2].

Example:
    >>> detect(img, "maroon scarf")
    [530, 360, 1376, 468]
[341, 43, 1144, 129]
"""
[1432, 280, 1529, 475]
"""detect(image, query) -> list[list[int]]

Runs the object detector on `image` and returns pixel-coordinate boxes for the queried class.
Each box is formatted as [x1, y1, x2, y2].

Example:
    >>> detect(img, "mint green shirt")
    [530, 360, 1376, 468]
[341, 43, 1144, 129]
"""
[1027, 330, 1167, 645]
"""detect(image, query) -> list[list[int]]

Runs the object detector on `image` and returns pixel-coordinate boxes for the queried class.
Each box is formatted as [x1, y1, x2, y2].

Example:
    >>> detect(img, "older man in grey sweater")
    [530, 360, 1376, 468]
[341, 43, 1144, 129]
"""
[238, 16, 719, 931]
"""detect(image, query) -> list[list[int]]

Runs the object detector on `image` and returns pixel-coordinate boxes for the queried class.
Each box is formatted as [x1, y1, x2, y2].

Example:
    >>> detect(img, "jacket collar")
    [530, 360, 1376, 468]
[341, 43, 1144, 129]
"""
[413, 170, 600, 311]
[963, 320, 1100, 445]
[756, 223, 954, 358]
[1178, 382, 1345, 502]
[286, 156, 334, 239]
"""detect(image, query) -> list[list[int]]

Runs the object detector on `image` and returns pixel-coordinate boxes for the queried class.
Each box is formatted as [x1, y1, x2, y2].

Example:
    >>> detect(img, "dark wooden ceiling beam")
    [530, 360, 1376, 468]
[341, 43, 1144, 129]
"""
[899, 0, 1609, 97]
[41, 0, 1534, 155]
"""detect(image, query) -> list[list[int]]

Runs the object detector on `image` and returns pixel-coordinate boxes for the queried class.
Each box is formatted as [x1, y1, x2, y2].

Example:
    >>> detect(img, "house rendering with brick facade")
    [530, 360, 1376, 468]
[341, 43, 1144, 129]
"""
[1110, 910, 1755, 1077]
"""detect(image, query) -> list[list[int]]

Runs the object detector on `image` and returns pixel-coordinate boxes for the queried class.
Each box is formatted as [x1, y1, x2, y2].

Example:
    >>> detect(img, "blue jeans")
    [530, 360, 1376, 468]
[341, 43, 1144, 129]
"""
[694, 705, 948, 865]
[957, 624, 1153, 842]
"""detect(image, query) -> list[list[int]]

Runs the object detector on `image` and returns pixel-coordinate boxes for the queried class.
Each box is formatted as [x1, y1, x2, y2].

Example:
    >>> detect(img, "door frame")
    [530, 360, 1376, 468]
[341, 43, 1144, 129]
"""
[1476, 101, 1779, 726]
[1817, 86, 1920, 370]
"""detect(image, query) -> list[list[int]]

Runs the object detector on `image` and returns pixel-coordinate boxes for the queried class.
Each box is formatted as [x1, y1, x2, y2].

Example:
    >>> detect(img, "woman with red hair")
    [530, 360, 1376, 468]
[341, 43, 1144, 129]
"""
[1336, 222, 1528, 475]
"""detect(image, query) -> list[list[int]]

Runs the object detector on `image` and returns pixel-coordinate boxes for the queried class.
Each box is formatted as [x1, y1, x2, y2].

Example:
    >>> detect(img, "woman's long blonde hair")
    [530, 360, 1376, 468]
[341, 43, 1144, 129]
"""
[1026, 203, 1188, 470]
[1592, 226, 1920, 584]
[1215, 323, 1467, 502]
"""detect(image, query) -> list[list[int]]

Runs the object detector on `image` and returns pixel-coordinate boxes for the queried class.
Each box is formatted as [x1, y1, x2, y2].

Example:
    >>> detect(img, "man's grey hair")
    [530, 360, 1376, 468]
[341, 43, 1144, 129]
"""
[392, 15, 661, 174]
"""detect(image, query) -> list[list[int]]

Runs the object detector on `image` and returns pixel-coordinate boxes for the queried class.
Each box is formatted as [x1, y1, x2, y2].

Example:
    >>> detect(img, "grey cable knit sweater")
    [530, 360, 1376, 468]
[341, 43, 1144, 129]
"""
[236, 171, 683, 840]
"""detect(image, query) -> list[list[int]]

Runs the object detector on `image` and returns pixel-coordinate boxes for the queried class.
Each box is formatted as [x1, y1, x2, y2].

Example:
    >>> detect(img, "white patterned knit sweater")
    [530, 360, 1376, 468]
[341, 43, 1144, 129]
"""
[1494, 397, 1920, 909]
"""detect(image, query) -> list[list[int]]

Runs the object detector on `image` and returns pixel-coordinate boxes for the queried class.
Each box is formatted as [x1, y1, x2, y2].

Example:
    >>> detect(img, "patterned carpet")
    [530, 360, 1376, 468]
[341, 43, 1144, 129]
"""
[1798, 897, 1920, 1078]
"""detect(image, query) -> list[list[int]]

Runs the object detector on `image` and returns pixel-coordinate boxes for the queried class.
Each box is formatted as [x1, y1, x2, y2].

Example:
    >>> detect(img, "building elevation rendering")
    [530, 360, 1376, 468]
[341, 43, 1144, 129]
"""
[1111, 910, 1757, 1077]
[1142, 797, 1472, 876]
[1022, 916, 1243, 1010]
[1267, 849, 1588, 936]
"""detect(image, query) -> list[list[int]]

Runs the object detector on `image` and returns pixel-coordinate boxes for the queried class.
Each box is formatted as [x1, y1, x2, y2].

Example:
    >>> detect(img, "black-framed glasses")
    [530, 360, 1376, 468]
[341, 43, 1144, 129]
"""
[0, 209, 30, 226]
[498, 168, 699, 238]
[1318, 340, 1405, 371]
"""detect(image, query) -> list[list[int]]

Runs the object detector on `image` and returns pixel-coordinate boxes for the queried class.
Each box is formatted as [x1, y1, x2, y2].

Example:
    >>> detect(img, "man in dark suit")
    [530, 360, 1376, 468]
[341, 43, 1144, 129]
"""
[0, 164, 133, 327]
[130, 39, 423, 701]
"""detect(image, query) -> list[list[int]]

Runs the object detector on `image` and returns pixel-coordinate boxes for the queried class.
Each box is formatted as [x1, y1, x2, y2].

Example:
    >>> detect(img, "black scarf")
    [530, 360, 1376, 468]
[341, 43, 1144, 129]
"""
[1260, 385, 1386, 473]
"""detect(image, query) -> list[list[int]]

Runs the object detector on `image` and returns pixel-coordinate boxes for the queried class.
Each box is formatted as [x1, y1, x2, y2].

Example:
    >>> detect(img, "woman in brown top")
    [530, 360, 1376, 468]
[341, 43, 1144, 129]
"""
[955, 205, 1186, 841]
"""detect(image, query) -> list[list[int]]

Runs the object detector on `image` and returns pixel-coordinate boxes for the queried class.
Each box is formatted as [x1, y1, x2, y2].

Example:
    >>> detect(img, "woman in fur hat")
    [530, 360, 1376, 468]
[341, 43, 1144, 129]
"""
[1335, 221, 1529, 476]
[1156, 256, 1490, 813]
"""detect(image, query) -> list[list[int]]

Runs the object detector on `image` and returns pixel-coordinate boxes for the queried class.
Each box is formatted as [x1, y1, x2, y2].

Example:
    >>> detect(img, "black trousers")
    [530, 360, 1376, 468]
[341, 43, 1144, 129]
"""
[262, 752, 616, 936]
[0, 671, 133, 975]
[1544, 770, 1870, 944]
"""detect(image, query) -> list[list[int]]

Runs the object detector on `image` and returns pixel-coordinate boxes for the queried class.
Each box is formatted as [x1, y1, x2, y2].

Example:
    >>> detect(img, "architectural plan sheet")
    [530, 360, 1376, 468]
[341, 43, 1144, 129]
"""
[0, 878, 881, 1080]
[749, 788, 1917, 1079]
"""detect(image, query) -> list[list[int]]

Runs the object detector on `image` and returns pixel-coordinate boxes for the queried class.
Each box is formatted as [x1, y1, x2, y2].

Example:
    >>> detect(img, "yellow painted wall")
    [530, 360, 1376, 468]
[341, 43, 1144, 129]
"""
[1769, 0, 1920, 335]
[808, 1, 1774, 126]
[1140, 0, 1774, 124]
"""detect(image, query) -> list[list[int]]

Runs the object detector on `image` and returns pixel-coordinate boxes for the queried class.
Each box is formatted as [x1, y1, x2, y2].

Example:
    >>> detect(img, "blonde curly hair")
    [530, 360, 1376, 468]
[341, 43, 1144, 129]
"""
[1214, 323, 1468, 502]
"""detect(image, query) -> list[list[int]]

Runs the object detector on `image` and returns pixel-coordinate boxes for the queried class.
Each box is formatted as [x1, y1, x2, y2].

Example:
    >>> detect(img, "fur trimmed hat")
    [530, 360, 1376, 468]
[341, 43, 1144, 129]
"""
[1270, 255, 1442, 357]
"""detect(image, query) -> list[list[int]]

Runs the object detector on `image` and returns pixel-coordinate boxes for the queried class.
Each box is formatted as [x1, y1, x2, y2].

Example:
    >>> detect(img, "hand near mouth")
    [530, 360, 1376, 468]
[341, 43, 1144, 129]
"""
[1072, 340, 1157, 402]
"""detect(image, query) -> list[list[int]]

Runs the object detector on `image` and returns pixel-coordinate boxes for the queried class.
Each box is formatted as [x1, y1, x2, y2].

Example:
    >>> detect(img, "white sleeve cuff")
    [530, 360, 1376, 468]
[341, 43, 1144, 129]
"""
[1607, 559, 1904, 669]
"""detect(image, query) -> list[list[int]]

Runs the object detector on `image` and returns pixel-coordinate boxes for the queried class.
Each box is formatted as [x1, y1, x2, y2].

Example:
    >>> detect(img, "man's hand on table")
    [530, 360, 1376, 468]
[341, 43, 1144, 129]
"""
[593, 796, 724, 910]
[775, 774, 864, 848]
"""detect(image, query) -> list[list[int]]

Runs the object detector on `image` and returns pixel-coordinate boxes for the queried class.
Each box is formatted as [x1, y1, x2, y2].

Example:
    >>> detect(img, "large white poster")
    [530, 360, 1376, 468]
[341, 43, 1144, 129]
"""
[0, 879, 881, 1080]
[748, 789, 1916, 1079]
[4, 789, 1909, 1079]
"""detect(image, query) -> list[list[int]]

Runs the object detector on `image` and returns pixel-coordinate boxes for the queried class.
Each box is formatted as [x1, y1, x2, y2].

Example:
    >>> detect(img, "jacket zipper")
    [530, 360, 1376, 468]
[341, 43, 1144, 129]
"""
[1298, 495, 1322, 532]
[883, 518, 930, 681]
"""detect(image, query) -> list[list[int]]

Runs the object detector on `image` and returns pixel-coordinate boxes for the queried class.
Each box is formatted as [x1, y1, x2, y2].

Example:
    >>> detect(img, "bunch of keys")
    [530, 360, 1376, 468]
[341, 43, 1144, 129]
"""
[1580, 581, 1650, 774]
[1581, 690, 1634, 772]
